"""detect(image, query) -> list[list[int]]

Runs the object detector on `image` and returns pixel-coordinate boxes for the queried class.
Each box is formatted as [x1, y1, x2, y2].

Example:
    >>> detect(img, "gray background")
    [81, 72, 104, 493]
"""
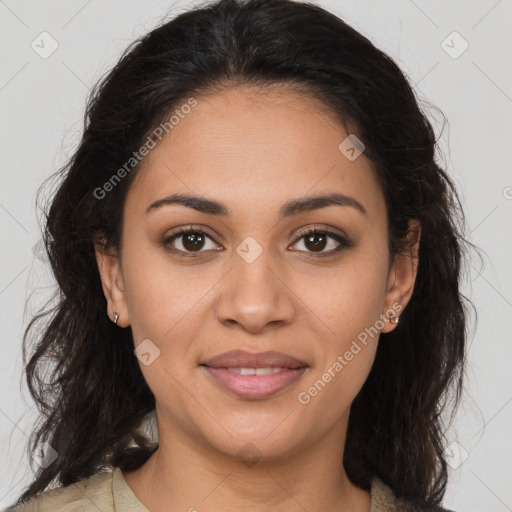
[1, 0, 511, 510]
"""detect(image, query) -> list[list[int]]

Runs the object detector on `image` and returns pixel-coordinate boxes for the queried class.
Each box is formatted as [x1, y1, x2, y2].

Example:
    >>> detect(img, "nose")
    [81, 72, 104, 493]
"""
[214, 243, 296, 334]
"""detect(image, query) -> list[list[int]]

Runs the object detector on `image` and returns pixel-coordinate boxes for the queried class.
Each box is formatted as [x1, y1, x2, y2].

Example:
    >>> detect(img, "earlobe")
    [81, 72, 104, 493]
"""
[381, 219, 421, 334]
[94, 238, 129, 327]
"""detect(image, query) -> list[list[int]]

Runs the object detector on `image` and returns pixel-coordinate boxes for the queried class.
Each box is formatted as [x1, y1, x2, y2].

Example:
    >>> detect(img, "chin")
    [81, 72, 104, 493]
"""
[197, 420, 308, 465]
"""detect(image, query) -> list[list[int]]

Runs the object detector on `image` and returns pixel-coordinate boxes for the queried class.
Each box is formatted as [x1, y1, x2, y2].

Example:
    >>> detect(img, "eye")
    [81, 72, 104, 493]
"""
[290, 228, 351, 256]
[162, 226, 352, 259]
[162, 227, 221, 258]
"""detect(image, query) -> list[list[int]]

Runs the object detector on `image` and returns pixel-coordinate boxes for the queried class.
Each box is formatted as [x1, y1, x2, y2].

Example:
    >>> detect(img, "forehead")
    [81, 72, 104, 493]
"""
[125, 84, 385, 221]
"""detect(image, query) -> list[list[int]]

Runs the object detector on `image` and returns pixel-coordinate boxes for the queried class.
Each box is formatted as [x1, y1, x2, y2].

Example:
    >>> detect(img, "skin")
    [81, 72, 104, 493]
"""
[95, 84, 420, 512]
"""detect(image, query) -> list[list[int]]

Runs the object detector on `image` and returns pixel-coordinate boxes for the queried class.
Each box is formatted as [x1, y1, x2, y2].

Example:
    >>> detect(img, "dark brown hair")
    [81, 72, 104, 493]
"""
[9, 0, 476, 509]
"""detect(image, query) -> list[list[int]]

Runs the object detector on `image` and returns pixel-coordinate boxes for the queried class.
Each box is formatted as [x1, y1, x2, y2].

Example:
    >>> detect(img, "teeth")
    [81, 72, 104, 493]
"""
[255, 367, 284, 375]
[226, 367, 286, 375]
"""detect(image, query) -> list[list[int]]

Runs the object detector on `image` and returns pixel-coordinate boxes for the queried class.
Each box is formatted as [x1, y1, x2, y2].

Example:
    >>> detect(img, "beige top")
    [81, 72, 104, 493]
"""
[7, 469, 404, 511]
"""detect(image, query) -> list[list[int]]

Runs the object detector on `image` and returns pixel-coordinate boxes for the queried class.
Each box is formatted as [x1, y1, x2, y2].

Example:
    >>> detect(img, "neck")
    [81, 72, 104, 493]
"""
[123, 415, 371, 512]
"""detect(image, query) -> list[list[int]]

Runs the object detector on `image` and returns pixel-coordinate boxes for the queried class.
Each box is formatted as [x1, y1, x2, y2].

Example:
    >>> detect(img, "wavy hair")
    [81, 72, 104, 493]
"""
[9, 0, 476, 509]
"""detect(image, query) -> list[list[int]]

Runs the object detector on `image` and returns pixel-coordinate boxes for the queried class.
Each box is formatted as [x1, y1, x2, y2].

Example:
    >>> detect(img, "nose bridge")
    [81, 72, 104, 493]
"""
[215, 235, 295, 332]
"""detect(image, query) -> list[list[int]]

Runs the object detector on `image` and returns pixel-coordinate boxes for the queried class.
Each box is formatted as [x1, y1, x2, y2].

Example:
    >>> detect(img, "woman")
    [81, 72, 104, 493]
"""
[6, 0, 473, 510]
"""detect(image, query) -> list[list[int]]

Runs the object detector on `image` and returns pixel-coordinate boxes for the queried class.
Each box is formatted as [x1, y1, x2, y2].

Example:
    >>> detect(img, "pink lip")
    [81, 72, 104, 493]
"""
[200, 349, 309, 400]
[202, 366, 308, 400]
[201, 349, 307, 369]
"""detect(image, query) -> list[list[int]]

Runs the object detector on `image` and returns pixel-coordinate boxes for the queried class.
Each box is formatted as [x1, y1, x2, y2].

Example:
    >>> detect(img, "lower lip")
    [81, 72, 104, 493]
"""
[201, 366, 308, 400]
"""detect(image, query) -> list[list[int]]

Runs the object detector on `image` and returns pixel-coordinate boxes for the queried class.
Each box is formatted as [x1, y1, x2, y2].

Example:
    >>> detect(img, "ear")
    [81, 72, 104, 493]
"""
[94, 237, 130, 327]
[380, 219, 421, 334]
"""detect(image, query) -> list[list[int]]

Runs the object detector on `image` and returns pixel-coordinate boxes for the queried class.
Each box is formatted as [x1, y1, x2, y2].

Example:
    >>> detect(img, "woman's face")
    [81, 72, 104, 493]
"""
[96, 84, 418, 463]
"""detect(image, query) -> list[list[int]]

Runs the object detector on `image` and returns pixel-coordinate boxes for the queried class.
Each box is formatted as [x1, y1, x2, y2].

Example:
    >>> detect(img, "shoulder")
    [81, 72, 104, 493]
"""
[5, 470, 114, 512]
[370, 477, 457, 512]
[371, 476, 402, 511]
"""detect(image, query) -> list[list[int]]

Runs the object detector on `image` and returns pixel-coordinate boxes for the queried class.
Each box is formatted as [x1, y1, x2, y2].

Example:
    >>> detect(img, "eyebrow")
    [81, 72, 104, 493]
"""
[145, 192, 367, 218]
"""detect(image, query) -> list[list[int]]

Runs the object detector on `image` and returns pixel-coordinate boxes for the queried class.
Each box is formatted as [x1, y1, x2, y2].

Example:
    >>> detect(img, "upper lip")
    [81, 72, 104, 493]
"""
[201, 350, 308, 369]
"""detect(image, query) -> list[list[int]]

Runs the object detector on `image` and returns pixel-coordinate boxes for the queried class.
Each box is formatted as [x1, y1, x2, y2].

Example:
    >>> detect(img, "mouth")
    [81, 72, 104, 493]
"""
[199, 350, 309, 400]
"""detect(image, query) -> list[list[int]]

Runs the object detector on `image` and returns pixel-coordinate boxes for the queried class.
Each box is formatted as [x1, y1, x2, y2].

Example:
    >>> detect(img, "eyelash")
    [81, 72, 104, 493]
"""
[162, 226, 352, 259]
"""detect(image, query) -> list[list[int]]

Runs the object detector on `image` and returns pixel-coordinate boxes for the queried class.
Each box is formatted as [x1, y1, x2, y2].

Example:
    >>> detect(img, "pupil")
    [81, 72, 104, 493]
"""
[183, 233, 204, 251]
[305, 233, 326, 252]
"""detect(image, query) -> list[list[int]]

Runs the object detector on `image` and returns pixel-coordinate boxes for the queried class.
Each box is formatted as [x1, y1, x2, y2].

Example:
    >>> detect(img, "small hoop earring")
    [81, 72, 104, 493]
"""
[113, 312, 119, 325]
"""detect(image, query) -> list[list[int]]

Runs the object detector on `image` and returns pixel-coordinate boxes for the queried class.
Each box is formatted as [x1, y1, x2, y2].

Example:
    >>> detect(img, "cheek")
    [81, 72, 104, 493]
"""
[295, 259, 385, 422]
[121, 237, 208, 341]
[292, 251, 388, 340]
[291, 247, 387, 403]
[295, 341, 377, 436]
[122, 253, 202, 417]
